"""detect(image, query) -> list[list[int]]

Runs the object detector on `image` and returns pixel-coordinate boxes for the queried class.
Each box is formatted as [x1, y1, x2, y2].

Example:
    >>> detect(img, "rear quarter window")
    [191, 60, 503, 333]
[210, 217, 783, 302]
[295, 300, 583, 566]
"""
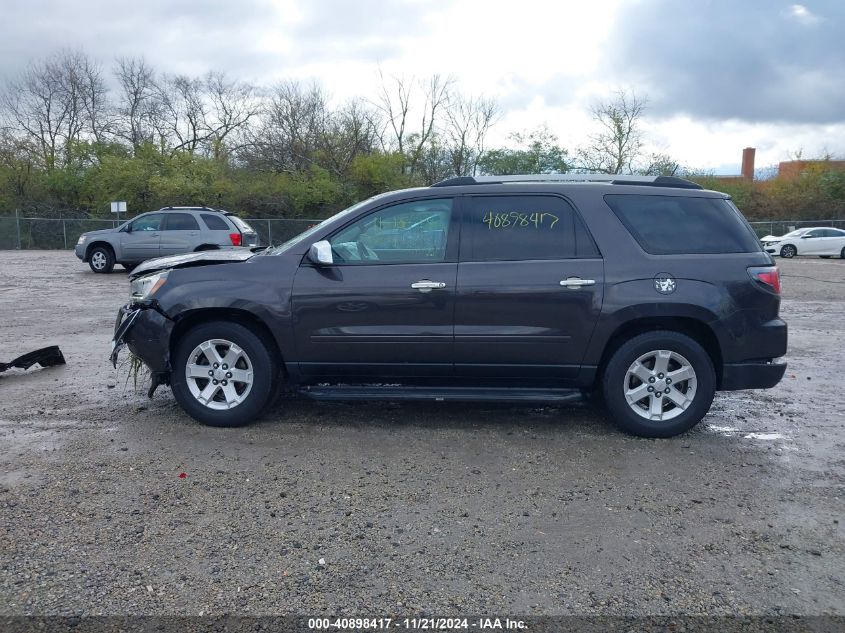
[604, 194, 761, 255]
[201, 213, 230, 231]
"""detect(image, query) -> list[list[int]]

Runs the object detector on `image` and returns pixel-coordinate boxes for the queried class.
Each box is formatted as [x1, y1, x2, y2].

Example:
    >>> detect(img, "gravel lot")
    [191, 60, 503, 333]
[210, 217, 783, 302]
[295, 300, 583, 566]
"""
[0, 251, 843, 617]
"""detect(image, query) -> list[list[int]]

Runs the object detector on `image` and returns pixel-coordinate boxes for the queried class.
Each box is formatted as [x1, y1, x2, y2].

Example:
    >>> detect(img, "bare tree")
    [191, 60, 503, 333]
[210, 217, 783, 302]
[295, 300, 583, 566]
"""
[0, 50, 107, 170]
[444, 93, 499, 177]
[113, 57, 161, 150]
[373, 71, 452, 176]
[318, 98, 379, 176]
[577, 89, 646, 174]
[204, 71, 261, 159]
[155, 74, 211, 154]
[243, 81, 328, 172]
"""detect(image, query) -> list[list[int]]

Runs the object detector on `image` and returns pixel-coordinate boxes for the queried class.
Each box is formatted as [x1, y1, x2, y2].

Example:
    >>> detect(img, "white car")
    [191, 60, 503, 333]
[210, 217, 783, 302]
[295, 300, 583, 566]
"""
[761, 227, 845, 259]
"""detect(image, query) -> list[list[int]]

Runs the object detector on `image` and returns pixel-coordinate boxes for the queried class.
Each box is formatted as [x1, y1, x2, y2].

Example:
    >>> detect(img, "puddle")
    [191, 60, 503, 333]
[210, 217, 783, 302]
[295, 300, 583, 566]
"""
[743, 432, 785, 441]
[705, 424, 789, 443]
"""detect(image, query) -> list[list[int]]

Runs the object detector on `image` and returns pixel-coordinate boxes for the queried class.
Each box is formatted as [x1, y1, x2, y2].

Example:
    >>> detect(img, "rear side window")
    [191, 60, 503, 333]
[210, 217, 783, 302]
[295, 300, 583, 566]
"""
[604, 195, 761, 255]
[201, 213, 230, 231]
[164, 213, 200, 231]
[464, 195, 598, 261]
[227, 215, 254, 233]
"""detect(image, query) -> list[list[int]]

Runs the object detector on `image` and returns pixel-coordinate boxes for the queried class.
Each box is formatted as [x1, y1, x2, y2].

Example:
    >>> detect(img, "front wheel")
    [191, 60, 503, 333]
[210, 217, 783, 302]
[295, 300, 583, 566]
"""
[601, 331, 716, 438]
[780, 244, 797, 258]
[88, 246, 115, 273]
[171, 321, 278, 427]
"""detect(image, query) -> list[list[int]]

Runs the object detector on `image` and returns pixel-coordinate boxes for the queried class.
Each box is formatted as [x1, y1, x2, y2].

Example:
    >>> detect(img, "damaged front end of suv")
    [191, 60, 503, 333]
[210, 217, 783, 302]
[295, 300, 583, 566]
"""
[111, 269, 175, 397]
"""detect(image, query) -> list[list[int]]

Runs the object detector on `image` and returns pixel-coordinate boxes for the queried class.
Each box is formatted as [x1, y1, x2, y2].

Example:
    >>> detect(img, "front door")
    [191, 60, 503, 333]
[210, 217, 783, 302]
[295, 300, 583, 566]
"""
[291, 197, 458, 379]
[454, 194, 604, 380]
[160, 212, 201, 256]
[120, 213, 163, 261]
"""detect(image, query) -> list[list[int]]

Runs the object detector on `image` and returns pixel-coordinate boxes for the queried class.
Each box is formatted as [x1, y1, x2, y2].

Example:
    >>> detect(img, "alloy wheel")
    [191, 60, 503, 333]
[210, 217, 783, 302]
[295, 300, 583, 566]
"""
[623, 349, 698, 422]
[91, 251, 107, 270]
[185, 339, 254, 410]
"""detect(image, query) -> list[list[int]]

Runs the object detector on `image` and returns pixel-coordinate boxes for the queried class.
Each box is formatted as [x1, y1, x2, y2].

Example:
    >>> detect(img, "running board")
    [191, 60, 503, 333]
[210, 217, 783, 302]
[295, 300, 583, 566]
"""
[298, 385, 583, 404]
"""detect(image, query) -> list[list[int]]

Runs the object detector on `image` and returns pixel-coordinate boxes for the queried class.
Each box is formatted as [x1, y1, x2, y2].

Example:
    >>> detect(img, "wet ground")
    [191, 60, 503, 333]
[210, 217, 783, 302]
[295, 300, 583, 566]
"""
[0, 251, 843, 616]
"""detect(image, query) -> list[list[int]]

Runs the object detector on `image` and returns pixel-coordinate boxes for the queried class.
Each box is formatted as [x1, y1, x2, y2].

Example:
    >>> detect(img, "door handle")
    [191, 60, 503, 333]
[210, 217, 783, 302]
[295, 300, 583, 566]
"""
[560, 277, 596, 288]
[411, 280, 446, 293]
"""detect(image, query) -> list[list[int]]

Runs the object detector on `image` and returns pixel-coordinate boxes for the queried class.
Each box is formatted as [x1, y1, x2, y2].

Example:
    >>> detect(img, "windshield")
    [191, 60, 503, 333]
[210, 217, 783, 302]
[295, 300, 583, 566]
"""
[259, 194, 390, 256]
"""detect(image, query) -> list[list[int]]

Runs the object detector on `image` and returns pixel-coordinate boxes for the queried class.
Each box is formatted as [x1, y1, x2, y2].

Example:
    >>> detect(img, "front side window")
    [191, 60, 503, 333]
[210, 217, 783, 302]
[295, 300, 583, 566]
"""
[329, 199, 453, 264]
[165, 213, 200, 231]
[804, 229, 825, 238]
[464, 195, 595, 261]
[605, 195, 761, 255]
[131, 214, 163, 232]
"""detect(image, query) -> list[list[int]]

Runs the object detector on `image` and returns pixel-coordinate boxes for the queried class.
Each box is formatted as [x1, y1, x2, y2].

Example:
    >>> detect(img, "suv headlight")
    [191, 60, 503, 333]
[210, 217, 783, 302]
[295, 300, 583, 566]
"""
[130, 271, 169, 303]
[77, 235, 86, 245]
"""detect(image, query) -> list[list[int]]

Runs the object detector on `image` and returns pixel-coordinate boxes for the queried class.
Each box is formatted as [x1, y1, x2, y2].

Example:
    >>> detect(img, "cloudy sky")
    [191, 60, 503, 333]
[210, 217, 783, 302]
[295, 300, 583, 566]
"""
[2, 0, 842, 173]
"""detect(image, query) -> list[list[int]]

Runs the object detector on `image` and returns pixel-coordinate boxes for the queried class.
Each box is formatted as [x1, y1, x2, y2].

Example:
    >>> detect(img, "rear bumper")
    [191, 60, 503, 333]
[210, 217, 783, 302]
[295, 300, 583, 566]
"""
[720, 360, 787, 391]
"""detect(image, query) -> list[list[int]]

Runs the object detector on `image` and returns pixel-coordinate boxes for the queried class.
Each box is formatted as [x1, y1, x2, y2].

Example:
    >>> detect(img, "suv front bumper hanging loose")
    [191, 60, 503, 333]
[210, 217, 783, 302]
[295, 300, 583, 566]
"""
[111, 304, 175, 379]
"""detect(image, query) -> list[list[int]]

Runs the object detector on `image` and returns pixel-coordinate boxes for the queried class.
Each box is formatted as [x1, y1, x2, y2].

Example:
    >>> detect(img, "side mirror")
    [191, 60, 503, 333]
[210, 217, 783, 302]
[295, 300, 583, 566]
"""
[123, 223, 133, 233]
[307, 240, 333, 266]
[801, 234, 812, 239]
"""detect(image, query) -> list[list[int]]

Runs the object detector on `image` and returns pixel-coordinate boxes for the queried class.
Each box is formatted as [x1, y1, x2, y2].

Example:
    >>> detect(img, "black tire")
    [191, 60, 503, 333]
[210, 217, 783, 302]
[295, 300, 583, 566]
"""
[195, 244, 219, 252]
[840, 247, 845, 260]
[88, 245, 115, 273]
[780, 244, 797, 258]
[820, 255, 831, 259]
[171, 321, 278, 427]
[601, 330, 716, 438]
[123, 263, 138, 272]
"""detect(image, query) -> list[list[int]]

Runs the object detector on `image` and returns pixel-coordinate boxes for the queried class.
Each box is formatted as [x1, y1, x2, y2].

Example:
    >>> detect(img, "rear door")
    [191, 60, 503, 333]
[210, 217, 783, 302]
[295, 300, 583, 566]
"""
[120, 213, 163, 261]
[291, 197, 458, 379]
[821, 228, 845, 255]
[160, 212, 201, 256]
[454, 194, 604, 380]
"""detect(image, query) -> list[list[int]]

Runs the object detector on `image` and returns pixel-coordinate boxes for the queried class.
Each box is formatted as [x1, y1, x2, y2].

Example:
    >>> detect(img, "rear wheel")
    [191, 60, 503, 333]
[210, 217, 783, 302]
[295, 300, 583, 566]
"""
[602, 331, 716, 438]
[820, 255, 831, 259]
[840, 247, 845, 259]
[171, 321, 277, 427]
[88, 246, 115, 273]
[780, 244, 797, 258]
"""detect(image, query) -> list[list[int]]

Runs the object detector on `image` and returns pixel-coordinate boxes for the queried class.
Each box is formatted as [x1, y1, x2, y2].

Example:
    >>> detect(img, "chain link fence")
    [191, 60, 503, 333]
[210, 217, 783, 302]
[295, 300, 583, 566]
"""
[0, 214, 319, 250]
[1, 212, 843, 250]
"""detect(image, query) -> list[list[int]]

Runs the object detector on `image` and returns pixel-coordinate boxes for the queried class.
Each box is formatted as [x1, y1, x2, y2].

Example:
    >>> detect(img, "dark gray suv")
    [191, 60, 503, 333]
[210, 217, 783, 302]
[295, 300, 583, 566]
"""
[111, 175, 787, 437]
[75, 206, 259, 273]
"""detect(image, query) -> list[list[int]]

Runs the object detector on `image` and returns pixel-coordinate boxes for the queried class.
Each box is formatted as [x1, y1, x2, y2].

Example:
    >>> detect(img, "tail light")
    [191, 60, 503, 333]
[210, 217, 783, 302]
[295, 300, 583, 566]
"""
[748, 266, 780, 294]
[229, 233, 242, 247]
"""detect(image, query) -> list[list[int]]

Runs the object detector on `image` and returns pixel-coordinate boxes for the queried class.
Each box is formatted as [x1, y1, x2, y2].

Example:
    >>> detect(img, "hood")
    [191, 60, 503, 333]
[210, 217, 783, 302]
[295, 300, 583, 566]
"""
[759, 235, 779, 242]
[82, 228, 117, 238]
[129, 249, 255, 279]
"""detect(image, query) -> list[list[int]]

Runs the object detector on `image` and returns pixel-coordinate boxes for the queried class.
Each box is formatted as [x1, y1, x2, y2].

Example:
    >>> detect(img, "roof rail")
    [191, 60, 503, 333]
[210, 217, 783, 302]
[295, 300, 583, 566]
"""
[158, 205, 218, 211]
[431, 174, 702, 190]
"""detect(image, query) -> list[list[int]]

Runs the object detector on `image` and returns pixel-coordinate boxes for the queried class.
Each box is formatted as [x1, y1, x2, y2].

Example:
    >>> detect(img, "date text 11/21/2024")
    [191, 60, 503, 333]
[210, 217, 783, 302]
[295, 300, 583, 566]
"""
[307, 617, 527, 630]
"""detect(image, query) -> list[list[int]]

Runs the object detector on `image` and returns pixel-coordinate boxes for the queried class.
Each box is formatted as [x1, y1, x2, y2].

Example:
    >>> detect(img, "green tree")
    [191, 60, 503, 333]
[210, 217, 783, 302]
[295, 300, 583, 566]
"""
[477, 126, 570, 175]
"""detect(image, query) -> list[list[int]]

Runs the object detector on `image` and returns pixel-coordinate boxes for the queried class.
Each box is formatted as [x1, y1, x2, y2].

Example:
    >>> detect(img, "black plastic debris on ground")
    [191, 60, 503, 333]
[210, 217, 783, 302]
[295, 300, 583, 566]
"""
[0, 346, 66, 373]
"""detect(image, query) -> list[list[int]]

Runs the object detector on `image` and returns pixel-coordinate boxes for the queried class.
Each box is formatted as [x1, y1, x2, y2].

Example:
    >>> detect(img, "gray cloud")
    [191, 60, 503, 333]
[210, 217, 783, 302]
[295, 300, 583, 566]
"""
[600, 0, 845, 124]
[0, 0, 279, 82]
[289, 0, 430, 63]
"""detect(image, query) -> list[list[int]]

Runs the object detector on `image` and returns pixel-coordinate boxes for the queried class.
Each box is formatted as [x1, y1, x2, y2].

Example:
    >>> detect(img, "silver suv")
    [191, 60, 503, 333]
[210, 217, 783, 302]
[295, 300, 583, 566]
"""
[75, 207, 259, 273]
